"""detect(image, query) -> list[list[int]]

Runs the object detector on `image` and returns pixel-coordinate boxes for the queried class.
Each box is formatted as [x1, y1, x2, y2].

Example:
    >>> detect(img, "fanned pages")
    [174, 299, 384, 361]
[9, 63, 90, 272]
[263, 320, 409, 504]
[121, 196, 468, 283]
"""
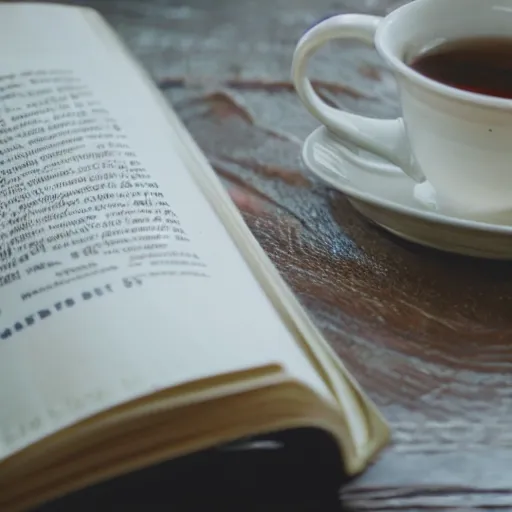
[0, 3, 390, 511]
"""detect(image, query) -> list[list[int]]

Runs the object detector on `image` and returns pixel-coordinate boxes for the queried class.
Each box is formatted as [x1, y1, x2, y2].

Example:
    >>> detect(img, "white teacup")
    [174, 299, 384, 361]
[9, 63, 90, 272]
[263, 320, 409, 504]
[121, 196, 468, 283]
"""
[292, 0, 512, 218]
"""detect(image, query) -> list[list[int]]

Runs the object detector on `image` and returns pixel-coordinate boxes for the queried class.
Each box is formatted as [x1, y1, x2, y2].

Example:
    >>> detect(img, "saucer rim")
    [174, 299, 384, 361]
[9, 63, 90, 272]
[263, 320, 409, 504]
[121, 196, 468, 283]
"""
[303, 127, 512, 235]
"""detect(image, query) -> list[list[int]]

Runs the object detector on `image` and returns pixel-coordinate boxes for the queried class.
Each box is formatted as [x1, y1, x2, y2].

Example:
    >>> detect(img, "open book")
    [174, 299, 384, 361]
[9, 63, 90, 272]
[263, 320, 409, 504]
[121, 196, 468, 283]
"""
[0, 3, 390, 510]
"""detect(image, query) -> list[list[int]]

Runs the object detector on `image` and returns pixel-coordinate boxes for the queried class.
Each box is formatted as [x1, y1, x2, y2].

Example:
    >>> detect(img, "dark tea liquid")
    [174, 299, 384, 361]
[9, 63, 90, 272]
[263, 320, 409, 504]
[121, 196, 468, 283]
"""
[409, 37, 512, 99]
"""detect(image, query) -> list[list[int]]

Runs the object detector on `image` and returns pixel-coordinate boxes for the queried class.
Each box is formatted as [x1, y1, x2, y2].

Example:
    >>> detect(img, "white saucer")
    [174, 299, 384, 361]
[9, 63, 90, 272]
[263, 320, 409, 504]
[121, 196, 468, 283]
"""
[302, 126, 512, 259]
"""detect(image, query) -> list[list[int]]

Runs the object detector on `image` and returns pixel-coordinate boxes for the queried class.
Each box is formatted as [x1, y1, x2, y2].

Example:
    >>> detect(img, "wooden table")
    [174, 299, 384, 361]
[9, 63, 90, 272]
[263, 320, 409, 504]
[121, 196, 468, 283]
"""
[36, 0, 512, 510]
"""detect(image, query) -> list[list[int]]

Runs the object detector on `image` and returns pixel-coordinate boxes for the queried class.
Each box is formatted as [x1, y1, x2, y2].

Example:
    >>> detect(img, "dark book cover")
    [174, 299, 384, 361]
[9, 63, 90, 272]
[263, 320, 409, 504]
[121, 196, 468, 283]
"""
[34, 428, 347, 511]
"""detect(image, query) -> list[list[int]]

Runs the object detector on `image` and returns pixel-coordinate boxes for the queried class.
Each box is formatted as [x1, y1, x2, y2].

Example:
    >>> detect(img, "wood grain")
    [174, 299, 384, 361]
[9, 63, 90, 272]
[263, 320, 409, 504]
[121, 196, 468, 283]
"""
[29, 0, 512, 510]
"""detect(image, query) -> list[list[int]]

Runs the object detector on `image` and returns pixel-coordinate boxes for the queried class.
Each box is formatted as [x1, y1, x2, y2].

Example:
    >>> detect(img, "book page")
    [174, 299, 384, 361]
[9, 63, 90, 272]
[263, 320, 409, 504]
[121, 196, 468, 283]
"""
[0, 3, 333, 460]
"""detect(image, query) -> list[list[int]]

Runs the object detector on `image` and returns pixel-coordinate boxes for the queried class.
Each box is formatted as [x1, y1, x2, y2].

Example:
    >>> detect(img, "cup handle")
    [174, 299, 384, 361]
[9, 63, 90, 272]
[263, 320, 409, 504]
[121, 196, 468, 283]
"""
[292, 14, 424, 183]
